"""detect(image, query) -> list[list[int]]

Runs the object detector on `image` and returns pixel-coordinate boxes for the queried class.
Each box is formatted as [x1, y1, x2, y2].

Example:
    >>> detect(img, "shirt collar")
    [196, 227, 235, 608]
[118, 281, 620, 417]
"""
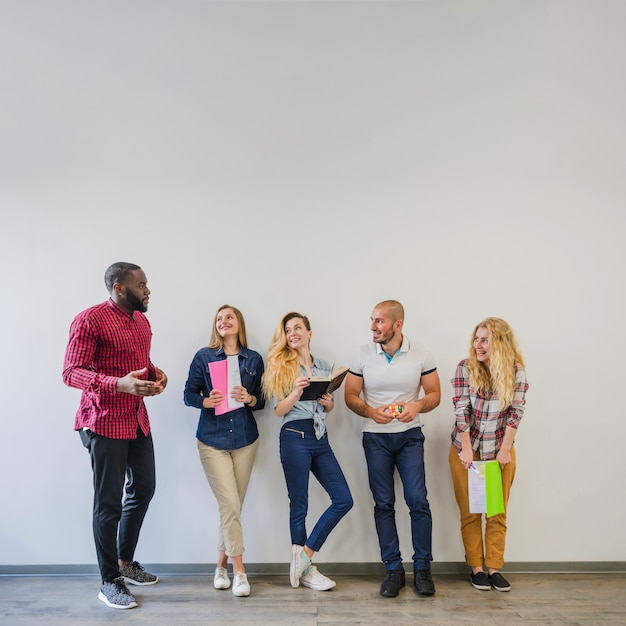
[375, 335, 409, 361]
[216, 345, 249, 359]
[298, 356, 327, 374]
[107, 298, 135, 320]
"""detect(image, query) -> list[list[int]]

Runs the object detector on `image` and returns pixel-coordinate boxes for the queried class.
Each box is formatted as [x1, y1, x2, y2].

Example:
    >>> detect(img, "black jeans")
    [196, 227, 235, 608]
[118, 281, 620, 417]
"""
[79, 427, 156, 583]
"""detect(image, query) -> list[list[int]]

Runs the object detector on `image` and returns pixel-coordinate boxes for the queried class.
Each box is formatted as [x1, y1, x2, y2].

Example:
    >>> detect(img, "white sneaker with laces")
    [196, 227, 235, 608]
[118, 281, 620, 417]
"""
[232, 572, 250, 597]
[290, 544, 309, 588]
[214, 566, 231, 590]
[299, 565, 336, 591]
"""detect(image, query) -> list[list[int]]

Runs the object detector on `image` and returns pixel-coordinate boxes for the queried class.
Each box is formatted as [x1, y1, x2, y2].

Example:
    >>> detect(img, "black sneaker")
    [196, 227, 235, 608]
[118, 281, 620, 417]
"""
[414, 569, 435, 596]
[489, 572, 511, 592]
[380, 568, 406, 597]
[98, 577, 137, 609]
[470, 571, 491, 590]
[120, 561, 158, 586]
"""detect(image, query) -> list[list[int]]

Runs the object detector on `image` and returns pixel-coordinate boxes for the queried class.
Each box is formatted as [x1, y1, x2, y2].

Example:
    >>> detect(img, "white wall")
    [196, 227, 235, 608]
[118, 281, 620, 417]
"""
[1, 0, 624, 568]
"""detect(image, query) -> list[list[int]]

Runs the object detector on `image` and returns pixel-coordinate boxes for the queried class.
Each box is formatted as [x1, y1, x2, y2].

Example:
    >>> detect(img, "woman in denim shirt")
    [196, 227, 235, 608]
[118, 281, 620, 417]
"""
[184, 305, 265, 597]
[262, 312, 352, 592]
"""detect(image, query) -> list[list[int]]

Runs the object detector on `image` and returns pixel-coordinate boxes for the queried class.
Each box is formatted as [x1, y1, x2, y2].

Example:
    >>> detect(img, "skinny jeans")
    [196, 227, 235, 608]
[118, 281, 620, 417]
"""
[279, 420, 353, 553]
[79, 427, 156, 583]
[448, 444, 516, 570]
[197, 439, 258, 557]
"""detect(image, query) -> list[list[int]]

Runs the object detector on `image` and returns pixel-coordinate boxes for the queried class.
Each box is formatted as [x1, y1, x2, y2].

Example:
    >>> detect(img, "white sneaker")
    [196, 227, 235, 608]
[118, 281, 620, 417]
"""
[299, 565, 336, 591]
[290, 544, 309, 588]
[213, 566, 231, 590]
[232, 572, 250, 597]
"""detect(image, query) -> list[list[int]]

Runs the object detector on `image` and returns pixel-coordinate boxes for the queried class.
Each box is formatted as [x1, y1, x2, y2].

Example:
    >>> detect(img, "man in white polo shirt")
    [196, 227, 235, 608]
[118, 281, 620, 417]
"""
[345, 300, 440, 598]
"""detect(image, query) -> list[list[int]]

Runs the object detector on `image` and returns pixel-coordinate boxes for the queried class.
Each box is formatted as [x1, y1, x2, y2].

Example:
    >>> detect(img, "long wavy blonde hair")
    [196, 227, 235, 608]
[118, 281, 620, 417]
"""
[466, 317, 525, 409]
[262, 312, 311, 400]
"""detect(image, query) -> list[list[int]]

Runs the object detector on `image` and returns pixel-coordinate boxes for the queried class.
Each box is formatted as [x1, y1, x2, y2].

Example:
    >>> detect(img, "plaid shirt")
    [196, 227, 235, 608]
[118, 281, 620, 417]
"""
[450, 359, 528, 460]
[63, 299, 156, 439]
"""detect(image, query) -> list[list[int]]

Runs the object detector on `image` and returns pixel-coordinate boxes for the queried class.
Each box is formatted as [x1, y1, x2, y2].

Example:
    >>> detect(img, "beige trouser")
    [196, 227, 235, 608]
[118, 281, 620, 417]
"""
[197, 439, 259, 557]
[448, 444, 516, 570]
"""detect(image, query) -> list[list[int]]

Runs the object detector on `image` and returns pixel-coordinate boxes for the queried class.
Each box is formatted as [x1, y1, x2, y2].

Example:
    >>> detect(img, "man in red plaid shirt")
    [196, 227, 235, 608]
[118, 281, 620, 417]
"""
[63, 262, 167, 610]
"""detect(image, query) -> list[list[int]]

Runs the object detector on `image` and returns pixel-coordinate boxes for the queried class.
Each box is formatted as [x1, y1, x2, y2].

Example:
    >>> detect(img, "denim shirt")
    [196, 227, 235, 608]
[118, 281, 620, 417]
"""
[184, 346, 265, 450]
[275, 357, 331, 438]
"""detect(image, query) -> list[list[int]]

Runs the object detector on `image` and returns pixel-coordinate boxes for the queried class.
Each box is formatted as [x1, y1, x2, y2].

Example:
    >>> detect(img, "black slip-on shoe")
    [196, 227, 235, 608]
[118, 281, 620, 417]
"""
[489, 572, 512, 592]
[470, 571, 491, 590]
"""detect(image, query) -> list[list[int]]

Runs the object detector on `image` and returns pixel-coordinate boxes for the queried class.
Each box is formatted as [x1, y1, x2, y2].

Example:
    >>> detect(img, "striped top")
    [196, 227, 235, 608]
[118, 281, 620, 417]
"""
[450, 359, 528, 460]
[63, 299, 156, 438]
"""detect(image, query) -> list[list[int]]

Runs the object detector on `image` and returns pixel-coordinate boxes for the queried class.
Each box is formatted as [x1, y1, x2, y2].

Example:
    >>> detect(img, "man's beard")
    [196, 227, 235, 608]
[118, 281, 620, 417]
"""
[373, 330, 393, 344]
[126, 291, 148, 313]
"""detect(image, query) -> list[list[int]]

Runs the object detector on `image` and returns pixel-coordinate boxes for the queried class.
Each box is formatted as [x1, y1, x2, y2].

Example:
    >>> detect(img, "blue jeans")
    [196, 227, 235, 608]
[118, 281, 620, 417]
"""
[280, 420, 353, 552]
[363, 428, 432, 571]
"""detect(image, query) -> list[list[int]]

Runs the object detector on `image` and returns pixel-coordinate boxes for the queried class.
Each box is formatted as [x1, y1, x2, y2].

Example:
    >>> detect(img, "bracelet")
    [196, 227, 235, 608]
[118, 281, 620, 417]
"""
[247, 394, 253, 405]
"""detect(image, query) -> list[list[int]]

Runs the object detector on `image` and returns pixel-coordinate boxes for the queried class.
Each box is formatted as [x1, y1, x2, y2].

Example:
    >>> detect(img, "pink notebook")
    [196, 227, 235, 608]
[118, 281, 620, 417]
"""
[208, 359, 243, 415]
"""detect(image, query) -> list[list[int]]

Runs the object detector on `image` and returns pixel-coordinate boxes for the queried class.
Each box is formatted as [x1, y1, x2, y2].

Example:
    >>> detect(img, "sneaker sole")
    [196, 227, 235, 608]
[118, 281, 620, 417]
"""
[98, 591, 138, 609]
[300, 579, 336, 591]
[123, 576, 158, 586]
[415, 588, 435, 596]
[492, 584, 511, 592]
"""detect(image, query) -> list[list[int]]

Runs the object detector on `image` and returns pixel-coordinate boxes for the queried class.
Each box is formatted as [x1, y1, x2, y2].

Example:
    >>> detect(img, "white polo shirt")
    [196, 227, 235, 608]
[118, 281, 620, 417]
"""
[349, 335, 437, 434]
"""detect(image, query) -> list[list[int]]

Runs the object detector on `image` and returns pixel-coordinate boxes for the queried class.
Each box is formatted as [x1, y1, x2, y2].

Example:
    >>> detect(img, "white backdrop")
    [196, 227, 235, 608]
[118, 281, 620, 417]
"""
[1, 0, 624, 569]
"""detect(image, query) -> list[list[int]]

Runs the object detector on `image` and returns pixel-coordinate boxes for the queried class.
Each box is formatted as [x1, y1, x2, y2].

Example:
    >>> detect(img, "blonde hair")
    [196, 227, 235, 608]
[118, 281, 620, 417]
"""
[207, 305, 248, 350]
[466, 317, 525, 409]
[262, 312, 311, 400]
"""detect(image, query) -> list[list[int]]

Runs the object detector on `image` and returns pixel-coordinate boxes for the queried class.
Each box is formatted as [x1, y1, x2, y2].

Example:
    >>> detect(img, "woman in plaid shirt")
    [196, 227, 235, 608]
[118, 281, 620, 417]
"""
[448, 317, 528, 593]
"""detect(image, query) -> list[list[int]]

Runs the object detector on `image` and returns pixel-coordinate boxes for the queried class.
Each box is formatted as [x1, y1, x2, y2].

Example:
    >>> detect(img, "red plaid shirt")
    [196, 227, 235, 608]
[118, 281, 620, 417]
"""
[63, 299, 156, 439]
[450, 359, 528, 460]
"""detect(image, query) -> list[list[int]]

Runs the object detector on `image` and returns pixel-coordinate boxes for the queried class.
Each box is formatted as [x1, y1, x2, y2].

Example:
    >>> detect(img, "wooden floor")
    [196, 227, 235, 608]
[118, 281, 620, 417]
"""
[1, 572, 625, 625]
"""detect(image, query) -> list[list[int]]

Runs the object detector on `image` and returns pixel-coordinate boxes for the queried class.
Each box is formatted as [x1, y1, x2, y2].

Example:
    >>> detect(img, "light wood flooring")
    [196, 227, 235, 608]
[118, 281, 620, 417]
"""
[1, 572, 625, 625]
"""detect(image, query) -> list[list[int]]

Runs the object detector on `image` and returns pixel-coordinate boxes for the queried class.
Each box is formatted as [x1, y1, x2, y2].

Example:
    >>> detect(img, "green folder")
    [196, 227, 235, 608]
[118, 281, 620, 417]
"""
[485, 460, 505, 517]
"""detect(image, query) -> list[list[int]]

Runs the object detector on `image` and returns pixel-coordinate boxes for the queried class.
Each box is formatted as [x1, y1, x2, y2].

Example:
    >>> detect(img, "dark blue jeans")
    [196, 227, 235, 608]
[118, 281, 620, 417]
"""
[363, 428, 432, 571]
[79, 427, 156, 583]
[280, 420, 353, 552]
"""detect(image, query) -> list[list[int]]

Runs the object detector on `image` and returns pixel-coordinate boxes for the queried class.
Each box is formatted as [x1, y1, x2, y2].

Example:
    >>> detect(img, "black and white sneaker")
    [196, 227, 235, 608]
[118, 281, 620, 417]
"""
[98, 577, 138, 609]
[120, 561, 158, 586]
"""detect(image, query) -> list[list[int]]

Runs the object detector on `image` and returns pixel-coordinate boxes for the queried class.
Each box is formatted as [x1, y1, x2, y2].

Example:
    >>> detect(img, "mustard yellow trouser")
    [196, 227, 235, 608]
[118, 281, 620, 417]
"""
[448, 444, 516, 570]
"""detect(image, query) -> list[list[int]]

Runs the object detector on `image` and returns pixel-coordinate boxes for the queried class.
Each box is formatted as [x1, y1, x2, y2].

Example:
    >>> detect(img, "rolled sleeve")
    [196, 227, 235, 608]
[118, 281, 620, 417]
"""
[506, 366, 528, 429]
[451, 361, 472, 432]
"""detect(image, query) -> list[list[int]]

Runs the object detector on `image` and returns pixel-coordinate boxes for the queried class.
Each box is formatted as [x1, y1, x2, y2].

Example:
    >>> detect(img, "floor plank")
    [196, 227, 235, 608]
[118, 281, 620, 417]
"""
[1, 573, 625, 625]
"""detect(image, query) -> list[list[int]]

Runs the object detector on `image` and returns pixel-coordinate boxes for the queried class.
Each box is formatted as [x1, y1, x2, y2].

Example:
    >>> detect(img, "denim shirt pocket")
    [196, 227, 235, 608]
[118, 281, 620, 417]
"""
[241, 367, 257, 391]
